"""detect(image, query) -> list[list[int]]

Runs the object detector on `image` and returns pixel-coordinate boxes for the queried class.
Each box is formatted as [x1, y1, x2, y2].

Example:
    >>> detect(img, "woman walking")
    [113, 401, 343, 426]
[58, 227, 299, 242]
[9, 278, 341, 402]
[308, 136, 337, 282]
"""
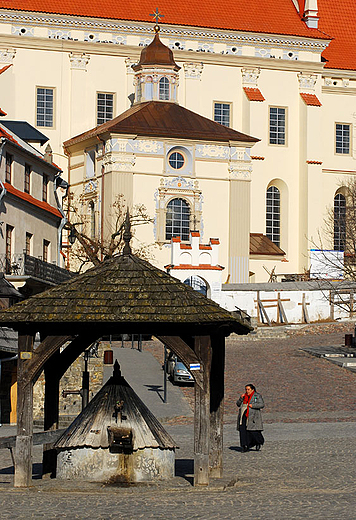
[236, 384, 265, 452]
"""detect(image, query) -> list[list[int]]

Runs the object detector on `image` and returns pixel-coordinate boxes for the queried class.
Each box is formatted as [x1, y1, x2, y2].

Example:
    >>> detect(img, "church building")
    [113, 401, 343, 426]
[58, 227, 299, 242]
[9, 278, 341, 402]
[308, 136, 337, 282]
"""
[0, 1, 355, 281]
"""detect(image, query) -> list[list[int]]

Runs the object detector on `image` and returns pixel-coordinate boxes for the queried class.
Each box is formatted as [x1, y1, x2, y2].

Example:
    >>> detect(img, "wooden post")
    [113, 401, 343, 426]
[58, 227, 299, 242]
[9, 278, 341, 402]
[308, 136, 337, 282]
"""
[194, 335, 212, 486]
[42, 350, 61, 477]
[15, 333, 34, 488]
[209, 333, 225, 478]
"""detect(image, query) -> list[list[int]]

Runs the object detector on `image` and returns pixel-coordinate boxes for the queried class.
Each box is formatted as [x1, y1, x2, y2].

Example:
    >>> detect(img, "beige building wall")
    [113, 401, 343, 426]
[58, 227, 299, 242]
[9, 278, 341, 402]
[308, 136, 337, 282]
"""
[1, 15, 355, 281]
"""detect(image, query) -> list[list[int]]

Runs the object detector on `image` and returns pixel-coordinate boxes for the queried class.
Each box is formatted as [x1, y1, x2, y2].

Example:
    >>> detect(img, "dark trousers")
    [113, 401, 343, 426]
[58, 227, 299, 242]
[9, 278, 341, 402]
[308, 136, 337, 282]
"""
[239, 414, 264, 448]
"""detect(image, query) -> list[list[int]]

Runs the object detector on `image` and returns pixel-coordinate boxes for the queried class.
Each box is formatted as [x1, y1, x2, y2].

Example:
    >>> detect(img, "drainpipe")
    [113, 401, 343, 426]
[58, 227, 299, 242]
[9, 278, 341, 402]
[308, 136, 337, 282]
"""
[97, 137, 106, 262]
[0, 137, 7, 205]
[54, 173, 69, 268]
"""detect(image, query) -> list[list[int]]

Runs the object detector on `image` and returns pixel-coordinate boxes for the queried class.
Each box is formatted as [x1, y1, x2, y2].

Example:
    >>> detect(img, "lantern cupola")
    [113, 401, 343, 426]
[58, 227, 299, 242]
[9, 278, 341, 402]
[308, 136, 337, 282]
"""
[133, 25, 180, 104]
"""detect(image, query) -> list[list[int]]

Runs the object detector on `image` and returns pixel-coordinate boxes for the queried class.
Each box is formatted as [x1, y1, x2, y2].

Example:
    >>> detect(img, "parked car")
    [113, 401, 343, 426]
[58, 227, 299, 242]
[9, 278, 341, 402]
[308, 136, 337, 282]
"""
[166, 351, 194, 384]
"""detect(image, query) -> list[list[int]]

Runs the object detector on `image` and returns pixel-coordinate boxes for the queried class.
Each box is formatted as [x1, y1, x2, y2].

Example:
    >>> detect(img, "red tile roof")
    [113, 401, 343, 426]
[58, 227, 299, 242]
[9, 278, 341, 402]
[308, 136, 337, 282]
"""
[166, 264, 224, 271]
[300, 93, 322, 106]
[314, 0, 356, 70]
[0, 1, 325, 39]
[199, 245, 212, 250]
[64, 101, 259, 146]
[0, 64, 12, 75]
[0, 127, 19, 145]
[4, 182, 62, 218]
[243, 88, 265, 102]
[2, 1, 355, 69]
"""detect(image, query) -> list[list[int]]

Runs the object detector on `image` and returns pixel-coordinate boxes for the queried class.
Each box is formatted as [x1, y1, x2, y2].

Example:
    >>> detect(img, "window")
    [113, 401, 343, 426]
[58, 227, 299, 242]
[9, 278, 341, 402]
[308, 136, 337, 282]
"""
[43, 239, 50, 263]
[25, 232, 32, 256]
[42, 174, 49, 202]
[269, 107, 286, 145]
[85, 150, 96, 178]
[266, 186, 281, 247]
[159, 77, 169, 100]
[166, 198, 190, 241]
[168, 151, 185, 170]
[37, 87, 54, 127]
[5, 153, 12, 184]
[334, 193, 346, 251]
[214, 102, 231, 127]
[336, 124, 350, 155]
[24, 164, 31, 194]
[5, 225, 13, 274]
[97, 93, 114, 125]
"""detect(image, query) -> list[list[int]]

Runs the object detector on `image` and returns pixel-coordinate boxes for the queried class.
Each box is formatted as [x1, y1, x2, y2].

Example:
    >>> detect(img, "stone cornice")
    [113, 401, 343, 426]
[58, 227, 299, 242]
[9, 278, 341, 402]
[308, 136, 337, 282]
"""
[0, 34, 327, 74]
[0, 10, 330, 50]
[322, 86, 356, 96]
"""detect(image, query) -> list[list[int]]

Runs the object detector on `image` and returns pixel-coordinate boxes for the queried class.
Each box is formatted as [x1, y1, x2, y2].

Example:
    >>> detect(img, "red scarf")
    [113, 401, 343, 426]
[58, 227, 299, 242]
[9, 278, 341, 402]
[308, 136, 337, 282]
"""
[243, 391, 255, 418]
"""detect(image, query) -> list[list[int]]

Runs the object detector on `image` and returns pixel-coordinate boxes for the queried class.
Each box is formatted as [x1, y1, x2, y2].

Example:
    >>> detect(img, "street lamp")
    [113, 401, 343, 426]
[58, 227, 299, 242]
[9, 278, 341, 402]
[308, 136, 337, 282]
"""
[68, 227, 77, 245]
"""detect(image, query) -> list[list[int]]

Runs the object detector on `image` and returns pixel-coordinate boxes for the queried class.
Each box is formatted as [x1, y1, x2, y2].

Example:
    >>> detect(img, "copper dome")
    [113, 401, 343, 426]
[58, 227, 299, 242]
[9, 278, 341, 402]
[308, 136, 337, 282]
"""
[132, 30, 180, 72]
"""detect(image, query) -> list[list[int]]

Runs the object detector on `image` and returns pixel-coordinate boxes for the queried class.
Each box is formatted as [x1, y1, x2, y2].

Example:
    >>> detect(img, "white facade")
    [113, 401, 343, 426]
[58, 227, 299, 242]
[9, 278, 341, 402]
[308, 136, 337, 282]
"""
[0, 5, 355, 281]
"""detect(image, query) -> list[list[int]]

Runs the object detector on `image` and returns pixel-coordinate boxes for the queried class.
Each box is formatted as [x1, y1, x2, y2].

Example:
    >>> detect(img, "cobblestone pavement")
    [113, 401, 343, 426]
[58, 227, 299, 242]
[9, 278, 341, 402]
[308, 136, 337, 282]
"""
[145, 323, 356, 418]
[0, 323, 355, 519]
[0, 422, 355, 519]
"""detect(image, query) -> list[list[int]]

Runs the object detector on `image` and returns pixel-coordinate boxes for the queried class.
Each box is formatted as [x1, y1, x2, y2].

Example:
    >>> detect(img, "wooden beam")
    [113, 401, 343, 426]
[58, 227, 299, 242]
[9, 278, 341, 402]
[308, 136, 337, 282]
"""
[42, 334, 96, 477]
[42, 350, 61, 477]
[15, 334, 34, 488]
[209, 333, 225, 478]
[22, 335, 72, 386]
[193, 335, 212, 486]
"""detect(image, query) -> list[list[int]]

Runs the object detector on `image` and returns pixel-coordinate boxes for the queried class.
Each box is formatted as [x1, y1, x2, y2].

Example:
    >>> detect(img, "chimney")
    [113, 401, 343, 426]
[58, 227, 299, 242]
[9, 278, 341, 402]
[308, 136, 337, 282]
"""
[44, 144, 53, 163]
[303, 0, 319, 29]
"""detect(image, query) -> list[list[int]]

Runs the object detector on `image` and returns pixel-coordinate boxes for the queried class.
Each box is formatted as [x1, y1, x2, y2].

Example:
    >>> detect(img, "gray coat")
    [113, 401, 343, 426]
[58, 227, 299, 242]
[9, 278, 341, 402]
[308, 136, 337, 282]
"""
[236, 392, 264, 431]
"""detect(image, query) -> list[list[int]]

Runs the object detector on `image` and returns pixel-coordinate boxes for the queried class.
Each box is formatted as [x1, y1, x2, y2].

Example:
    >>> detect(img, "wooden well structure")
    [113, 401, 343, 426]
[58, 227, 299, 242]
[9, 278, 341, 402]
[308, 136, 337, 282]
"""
[0, 230, 251, 487]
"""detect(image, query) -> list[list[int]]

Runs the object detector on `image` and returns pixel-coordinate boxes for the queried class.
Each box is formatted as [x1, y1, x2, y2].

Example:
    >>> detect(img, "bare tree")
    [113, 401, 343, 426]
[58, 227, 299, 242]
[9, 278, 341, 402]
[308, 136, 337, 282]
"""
[308, 178, 356, 315]
[64, 193, 155, 272]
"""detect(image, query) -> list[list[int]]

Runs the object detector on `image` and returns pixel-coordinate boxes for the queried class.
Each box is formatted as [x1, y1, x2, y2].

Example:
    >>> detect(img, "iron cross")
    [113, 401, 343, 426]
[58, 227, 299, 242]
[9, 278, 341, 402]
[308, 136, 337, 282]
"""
[150, 8, 164, 24]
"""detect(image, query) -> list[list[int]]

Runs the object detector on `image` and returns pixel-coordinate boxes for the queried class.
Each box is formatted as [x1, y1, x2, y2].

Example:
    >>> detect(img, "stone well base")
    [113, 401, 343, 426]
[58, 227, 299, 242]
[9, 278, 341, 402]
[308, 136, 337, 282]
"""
[56, 447, 175, 482]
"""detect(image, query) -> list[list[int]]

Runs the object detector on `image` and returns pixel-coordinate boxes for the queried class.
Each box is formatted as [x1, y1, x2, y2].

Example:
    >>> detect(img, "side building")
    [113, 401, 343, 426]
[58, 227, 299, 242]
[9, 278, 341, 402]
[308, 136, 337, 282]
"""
[0, 119, 71, 295]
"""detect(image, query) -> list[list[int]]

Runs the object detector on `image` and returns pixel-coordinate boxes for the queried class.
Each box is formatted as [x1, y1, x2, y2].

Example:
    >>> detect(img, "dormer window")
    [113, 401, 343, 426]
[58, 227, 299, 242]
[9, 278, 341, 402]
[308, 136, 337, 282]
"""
[159, 77, 170, 100]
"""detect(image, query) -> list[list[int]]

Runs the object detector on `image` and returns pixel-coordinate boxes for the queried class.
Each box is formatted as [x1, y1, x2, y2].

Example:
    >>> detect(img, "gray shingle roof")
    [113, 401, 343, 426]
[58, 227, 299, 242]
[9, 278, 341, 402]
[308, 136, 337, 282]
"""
[0, 254, 250, 335]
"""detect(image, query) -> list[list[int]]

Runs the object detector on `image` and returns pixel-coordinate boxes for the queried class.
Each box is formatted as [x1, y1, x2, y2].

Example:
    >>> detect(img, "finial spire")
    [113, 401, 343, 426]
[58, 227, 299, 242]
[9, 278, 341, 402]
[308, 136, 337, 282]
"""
[123, 208, 132, 255]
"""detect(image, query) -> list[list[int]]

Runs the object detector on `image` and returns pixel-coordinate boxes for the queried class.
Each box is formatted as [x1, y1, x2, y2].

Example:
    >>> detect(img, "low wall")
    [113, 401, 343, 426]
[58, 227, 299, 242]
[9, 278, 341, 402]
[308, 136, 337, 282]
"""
[219, 281, 356, 324]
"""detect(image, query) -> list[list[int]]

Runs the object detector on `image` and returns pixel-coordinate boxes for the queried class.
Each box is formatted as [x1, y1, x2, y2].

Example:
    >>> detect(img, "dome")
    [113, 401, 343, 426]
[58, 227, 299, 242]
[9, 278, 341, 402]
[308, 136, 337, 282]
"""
[133, 28, 180, 72]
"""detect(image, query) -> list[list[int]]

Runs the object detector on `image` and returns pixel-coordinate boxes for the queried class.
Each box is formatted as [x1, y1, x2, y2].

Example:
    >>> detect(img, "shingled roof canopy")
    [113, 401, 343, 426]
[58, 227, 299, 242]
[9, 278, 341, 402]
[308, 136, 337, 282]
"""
[0, 252, 250, 336]
[64, 101, 259, 148]
[6, 239, 250, 488]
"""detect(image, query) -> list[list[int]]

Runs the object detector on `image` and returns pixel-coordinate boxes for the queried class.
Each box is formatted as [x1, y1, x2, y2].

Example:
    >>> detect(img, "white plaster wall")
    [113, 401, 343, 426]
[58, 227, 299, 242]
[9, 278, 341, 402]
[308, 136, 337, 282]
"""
[218, 288, 350, 323]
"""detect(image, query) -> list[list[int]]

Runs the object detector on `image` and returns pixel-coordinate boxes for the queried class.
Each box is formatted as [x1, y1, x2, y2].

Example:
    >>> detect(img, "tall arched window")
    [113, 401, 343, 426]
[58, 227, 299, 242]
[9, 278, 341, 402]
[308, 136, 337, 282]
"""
[266, 186, 281, 247]
[334, 193, 346, 251]
[166, 198, 190, 241]
[159, 77, 169, 100]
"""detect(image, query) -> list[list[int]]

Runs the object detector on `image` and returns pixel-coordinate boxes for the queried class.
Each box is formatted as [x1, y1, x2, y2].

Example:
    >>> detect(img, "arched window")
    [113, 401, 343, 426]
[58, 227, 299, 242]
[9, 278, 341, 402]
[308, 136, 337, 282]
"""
[159, 77, 169, 100]
[266, 186, 280, 247]
[184, 276, 207, 296]
[334, 193, 346, 251]
[166, 198, 190, 241]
